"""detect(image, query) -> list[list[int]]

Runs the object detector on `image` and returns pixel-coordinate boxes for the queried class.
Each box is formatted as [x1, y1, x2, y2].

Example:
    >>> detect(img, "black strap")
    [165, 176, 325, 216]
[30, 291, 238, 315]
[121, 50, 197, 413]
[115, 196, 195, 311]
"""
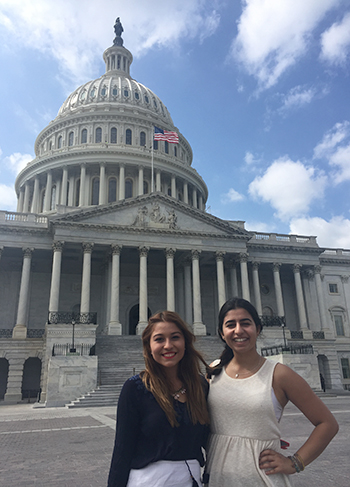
[185, 460, 200, 487]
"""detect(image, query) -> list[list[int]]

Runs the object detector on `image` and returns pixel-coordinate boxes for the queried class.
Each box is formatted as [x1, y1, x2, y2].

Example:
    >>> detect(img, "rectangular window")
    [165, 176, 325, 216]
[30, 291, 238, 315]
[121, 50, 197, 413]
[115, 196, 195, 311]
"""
[341, 358, 350, 379]
[329, 283, 338, 294]
[334, 315, 345, 336]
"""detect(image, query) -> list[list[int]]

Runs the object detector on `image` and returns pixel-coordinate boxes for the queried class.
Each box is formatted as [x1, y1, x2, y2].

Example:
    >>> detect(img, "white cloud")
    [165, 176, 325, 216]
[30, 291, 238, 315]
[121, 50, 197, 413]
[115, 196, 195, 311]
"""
[313, 121, 350, 158]
[313, 121, 350, 183]
[278, 85, 317, 112]
[290, 216, 350, 248]
[0, 184, 17, 210]
[244, 151, 257, 165]
[320, 12, 350, 65]
[0, 0, 220, 84]
[248, 157, 327, 220]
[245, 220, 275, 233]
[230, 0, 340, 89]
[221, 188, 245, 204]
[2, 152, 33, 175]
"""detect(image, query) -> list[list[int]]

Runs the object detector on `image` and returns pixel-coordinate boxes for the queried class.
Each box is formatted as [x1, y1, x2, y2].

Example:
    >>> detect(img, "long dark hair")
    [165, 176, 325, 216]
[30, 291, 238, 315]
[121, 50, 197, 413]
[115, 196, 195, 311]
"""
[207, 297, 263, 377]
[141, 310, 210, 427]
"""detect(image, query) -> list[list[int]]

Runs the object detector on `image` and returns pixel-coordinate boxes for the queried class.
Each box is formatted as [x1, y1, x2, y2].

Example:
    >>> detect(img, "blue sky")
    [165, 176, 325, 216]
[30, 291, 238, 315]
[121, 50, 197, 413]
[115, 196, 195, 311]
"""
[0, 0, 350, 248]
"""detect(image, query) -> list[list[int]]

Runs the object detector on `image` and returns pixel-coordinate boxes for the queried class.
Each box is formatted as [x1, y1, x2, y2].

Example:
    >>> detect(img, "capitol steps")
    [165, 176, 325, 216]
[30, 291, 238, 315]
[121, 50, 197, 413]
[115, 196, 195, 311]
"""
[67, 335, 225, 408]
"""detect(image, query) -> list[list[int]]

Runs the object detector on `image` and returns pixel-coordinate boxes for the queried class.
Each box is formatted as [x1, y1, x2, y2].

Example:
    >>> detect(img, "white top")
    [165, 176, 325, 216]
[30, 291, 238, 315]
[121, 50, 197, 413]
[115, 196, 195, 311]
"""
[207, 359, 293, 487]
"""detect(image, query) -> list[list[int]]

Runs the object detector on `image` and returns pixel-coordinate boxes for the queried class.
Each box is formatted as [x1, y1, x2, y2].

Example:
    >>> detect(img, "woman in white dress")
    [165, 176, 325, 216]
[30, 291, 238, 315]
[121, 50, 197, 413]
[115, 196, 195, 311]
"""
[206, 297, 338, 487]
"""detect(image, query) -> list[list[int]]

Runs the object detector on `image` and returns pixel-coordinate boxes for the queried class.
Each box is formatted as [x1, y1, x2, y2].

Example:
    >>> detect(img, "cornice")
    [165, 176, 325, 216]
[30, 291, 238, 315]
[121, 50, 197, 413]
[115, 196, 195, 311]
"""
[248, 242, 323, 255]
[320, 257, 350, 265]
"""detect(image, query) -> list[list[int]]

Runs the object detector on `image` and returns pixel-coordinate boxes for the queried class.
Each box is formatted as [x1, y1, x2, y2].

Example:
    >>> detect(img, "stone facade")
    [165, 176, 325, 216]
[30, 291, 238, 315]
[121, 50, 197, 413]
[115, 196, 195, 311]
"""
[0, 21, 349, 404]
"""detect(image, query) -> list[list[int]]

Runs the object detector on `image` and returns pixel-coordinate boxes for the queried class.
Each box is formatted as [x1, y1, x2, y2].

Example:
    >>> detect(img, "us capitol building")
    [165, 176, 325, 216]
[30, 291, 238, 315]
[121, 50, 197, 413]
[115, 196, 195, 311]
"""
[0, 19, 349, 406]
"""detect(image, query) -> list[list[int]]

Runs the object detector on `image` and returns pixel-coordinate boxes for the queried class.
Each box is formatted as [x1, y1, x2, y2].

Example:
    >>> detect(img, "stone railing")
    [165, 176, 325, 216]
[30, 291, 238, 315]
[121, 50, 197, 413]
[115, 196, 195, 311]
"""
[0, 211, 48, 227]
[250, 232, 318, 246]
[0, 329, 12, 338]
[260, 315, 285, 327]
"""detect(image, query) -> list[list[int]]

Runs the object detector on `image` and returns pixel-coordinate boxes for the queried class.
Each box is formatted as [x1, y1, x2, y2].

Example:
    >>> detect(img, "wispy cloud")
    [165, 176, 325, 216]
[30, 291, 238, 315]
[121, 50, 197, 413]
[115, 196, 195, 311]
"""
[0, 184, 17, 210]
[1, 151, 33, 175]
[221, 188, 245, 204]
[0, 0, 220, 85]
[320, 11, 350, 65]
[278, 85, 317, 113]
[229, 0, 340, 90]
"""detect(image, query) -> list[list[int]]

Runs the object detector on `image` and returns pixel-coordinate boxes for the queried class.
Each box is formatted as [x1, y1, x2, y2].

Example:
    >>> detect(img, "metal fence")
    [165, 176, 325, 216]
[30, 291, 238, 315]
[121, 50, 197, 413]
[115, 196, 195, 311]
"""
[48, 311, 97, 324]
[261, 343, 314, 357]
[52, 343, 95, 356]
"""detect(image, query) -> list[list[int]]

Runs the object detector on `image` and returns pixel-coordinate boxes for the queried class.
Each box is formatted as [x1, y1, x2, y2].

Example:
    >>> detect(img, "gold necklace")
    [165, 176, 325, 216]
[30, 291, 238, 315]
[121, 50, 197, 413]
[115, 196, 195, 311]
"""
[232, 356, 263, 379]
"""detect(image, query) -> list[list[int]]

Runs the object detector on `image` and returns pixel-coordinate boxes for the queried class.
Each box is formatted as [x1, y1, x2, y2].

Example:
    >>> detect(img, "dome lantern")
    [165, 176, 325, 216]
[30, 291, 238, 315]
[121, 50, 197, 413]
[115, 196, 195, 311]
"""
[103, 17, 133, 77]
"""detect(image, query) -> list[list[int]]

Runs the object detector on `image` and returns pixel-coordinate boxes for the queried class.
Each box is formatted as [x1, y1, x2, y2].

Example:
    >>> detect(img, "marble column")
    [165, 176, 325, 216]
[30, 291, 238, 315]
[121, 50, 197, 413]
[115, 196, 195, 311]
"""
[183, 182, 189, 204]
[13, 248, 34, 339]
[48, 241, 64, 316]
[17, 188, 24, 213]
[192, 188, 197, 208]
[184, 259, 193, 325]
[216, 251, 226, 309]
[61, 166, 68, 206]
[165, 248, 176, 311]
[23, 182, 30, 213]
[272, 263, 285, 317]
[293, 264, 309, 334]
[109, 244, 122, 335]
[239, 253, 250, 301]
[171, 175, 176, 198]
[81, 243, 94, 314]
[99, 163, 107, 205]
[44, 171, 52, 212]
[198, 194, 203, 211]
[138, 166, 144, 196]
[252, 262, 262, 315]
[191, 250, 206, 335]
[79, 164, 86, 206]
[68, 175, 75, 206]
[119, 164, 125, 200]
[176, 266, 185, 319]
[31, 177, 40, 214]
[156, 170, 161, 192]
[229, 260, 239, 297]
[314, 265, 332, 336]
[137, 246, 149, 334]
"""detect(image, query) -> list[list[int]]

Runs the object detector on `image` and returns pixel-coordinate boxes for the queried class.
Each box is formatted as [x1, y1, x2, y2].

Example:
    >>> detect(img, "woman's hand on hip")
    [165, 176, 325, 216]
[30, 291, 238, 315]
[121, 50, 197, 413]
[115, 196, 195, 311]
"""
[259, 449, 295, 475]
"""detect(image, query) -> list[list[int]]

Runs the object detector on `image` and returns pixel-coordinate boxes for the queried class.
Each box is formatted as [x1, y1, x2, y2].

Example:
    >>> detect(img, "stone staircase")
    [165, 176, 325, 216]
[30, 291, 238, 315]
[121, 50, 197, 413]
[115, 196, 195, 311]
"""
[67, 335, 224, 408]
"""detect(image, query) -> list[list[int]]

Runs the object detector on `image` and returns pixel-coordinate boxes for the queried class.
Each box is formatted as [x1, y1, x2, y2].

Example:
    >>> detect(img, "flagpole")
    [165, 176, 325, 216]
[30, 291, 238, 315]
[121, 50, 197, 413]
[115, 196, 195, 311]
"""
[151, 141, 154, 193]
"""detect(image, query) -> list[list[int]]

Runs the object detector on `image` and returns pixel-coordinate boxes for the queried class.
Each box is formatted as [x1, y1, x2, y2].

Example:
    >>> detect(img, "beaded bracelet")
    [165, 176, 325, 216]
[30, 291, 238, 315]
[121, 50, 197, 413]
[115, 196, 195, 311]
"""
[288, 453, 305, 473]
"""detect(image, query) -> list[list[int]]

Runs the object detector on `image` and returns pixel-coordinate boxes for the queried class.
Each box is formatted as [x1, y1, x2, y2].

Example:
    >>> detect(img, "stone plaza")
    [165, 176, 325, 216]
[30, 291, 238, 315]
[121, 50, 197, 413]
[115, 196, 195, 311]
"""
[0, 394, 349, 486]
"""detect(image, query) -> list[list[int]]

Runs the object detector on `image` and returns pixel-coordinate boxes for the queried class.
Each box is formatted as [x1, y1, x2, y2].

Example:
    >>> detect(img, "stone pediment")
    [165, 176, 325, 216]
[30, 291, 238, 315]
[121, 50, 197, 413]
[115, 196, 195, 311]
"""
[52, 194, 251, 239]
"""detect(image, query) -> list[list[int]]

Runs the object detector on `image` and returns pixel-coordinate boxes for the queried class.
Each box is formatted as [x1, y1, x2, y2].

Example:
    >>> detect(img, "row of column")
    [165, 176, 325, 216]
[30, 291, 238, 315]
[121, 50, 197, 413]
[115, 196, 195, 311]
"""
[17, 164, 205, 213]
[9, 245, 331, 337]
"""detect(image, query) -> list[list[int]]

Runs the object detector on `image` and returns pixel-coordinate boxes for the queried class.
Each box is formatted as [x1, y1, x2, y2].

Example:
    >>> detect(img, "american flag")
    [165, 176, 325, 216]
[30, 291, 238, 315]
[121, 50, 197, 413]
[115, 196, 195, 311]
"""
[154, 126, 179, 144]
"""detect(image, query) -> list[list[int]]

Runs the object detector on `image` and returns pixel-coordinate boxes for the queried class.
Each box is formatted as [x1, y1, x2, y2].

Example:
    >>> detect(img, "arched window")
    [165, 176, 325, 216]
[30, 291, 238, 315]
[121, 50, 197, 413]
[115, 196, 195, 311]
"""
[140, 131, 146, 147]
[51, 185, 56, 210]
[108, 178, 117, 203]
[125, 179, 133, 198]
[91, 177, 99, 205]
[126, 129, 132, 145]
[75, 179, 80, 206]
[174, 145, 177, 157]
[68, 131, 74, 146]
[111, 127, 117, 144]
[165, 141, 169, 154]
[81, 129, 87, 144]
[58, 136, 62, 149]
[143, 181, 149, 194]
[95, 127, 102, 143]
[178, 192, 182, 201]
[65, 181, 70, 206]
[153, 140, 158, 150]
[167, 187, 172, 196]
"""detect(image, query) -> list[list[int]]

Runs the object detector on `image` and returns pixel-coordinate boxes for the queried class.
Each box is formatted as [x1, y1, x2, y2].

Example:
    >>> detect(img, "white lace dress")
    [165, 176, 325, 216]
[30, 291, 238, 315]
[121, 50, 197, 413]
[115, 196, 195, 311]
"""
[207, 360, 293, 487]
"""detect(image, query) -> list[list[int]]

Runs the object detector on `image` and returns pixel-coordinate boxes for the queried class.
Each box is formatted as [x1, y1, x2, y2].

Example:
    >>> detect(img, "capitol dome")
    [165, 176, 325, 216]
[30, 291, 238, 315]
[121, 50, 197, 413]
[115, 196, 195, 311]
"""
[15, 19, 208, 215]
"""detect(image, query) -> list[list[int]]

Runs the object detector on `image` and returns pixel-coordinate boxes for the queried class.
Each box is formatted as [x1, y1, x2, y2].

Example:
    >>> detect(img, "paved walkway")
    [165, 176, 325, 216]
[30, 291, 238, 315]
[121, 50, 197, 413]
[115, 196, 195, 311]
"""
[0, 396, 349, 486]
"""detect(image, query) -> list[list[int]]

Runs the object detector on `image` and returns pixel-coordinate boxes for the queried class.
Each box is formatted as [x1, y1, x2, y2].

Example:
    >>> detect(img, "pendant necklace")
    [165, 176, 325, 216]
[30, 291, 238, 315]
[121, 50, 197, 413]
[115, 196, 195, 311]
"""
[233, 356, 263, 379]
